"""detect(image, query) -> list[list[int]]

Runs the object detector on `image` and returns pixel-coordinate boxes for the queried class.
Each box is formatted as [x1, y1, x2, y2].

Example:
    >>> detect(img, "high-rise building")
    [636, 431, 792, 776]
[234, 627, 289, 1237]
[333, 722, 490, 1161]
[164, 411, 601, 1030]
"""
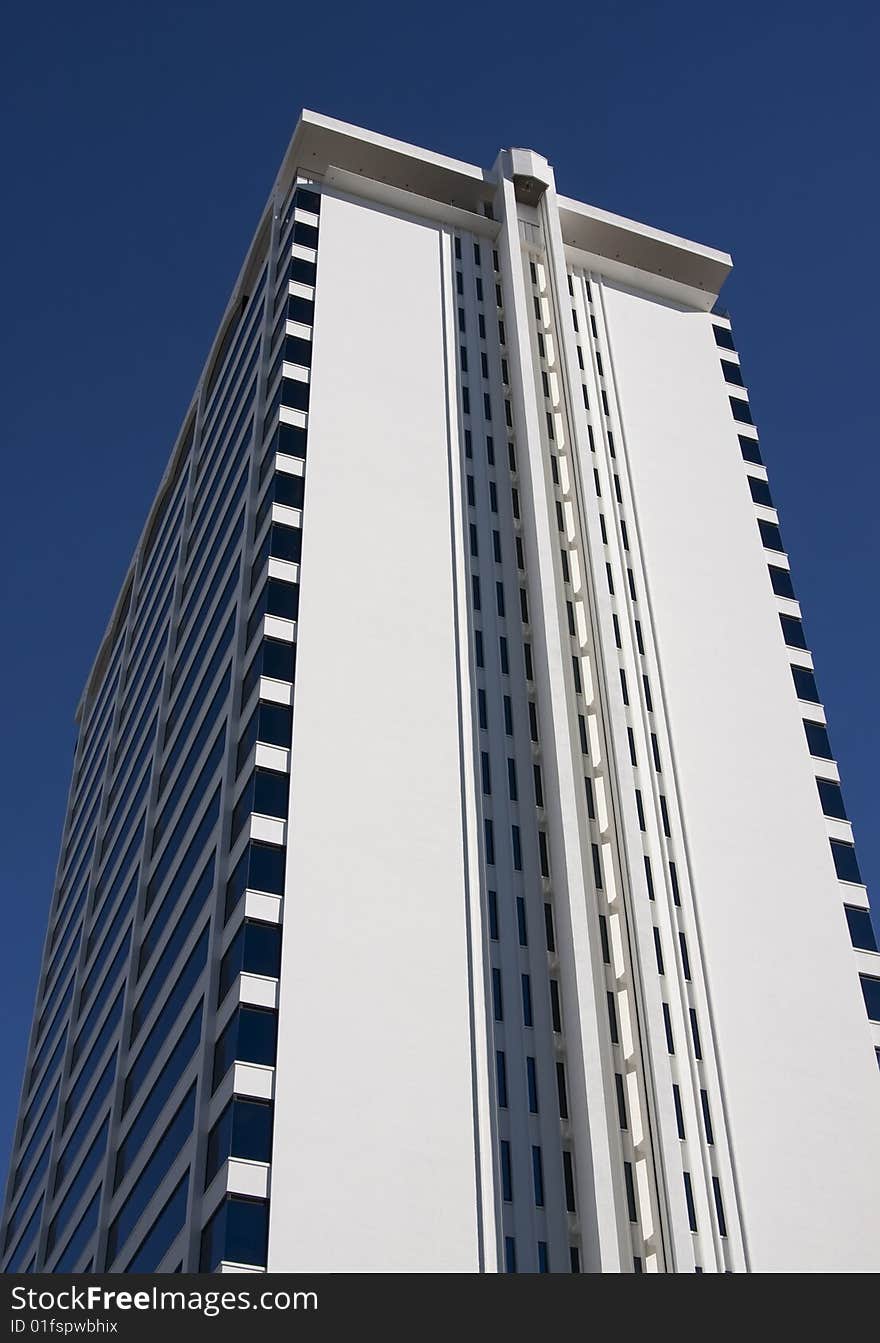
[3, 112, 879, 1277]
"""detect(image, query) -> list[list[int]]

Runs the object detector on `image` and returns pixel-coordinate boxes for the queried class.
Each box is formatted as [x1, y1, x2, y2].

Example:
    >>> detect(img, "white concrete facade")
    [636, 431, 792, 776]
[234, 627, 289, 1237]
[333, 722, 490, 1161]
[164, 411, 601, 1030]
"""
[4, 111, 878, 1278]
[268, 193, 489, 1271]
[263, 114, 880, 1273]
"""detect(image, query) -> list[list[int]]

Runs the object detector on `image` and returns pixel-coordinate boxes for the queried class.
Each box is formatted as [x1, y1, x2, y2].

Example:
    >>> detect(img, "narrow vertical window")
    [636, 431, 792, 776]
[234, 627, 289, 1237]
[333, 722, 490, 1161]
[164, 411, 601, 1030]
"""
[496, 1050, 508, 1107]
[526, 1057, 539, 1113]
[521, 974, 533, 1027]
[607, 991, 619, 1044]
[683, 1172, 698, 1232]
[487, 890, 499, 940]
[484, 818, 495, 865]
[624, 1161, 638, 1222]
[492, 967, 503, 1021]
[556, 1061, 569, 1119]
[500, 1140, 513, 1201]
[562, 1151, 577, 1212]
[662, 1002, 674, 1053]
[516, 897, 528, 947]
[532, 1146, 545, 1207]
[712, 1177, 728, 1237]
[672, 1083, 685, 1139]
[615, 1072, 629, 1130]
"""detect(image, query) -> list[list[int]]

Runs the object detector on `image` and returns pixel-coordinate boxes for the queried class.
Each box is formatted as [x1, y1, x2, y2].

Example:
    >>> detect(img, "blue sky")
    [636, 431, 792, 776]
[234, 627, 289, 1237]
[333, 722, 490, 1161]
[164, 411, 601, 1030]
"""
[1, 0, 877, 1168]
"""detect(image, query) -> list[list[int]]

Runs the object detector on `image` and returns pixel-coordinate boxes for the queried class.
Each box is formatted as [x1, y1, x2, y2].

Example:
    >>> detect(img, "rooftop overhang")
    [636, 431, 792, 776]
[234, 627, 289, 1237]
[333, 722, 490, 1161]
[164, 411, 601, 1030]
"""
[274, 110, 495, 217]
[558, 195, 732, 311]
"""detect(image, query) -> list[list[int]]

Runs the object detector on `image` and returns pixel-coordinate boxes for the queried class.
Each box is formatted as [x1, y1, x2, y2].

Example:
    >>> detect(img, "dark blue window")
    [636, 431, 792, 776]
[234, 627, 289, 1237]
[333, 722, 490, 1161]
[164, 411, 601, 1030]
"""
[107, 1087, 196, 1266]
[102, 730, 155, 864]
[224, 842, 286, 920]
[803, 719, 833, 759]
[124, 929, 209, 1112]
[98, 768, 149, 882]
[115, 1003, 202, 1187]
[730, 397, 753, 425]
[504, 1236, 517, 1273]
[219, 921, 282, 1003]
[739, 434, 763, 465]
[491, 968, 503, 1021]
[126, 586, 175, 686]
[817, 777, 847, 821]
[139, 852, 215, 977]
[231, 767, 289, 844]
[46, 1117, 109, 1256]
[212, 1007, 277, 1091]
[246, 579, 300, 646]
[185, 472, 248, 596]
[550, 980, 563, 1033]
[44, 924, 82, 1005]
[178, 518, 243, 643]
[55, 1050, 116, 1190]
[83, 889, 133, 987]
[282, 333, 312, 368]
[683, 1172, 697, 1232]
[14, 1078, 59, 1190]
[146, 784, 221, 914]
[256, 473, 305, 535]
[712, 325, 735, 350]
[170, 616, 234, 743]
[768, 565, 795, 600]
[487, 891, 499, 940]
[780, 613, 808, 649]
[748, 475, 773, 508]
[198, 335, 260, 480]
[236, 702, 293, 775]
[526, 1056, 539, 1113]
[562, 1150, 576, 1212]
[830, 840, 862, 885]
[624, 1161, 639, 1221]
[52, 1188, 100, 1273]
[4, 1195, 44, 1273]
[91, 814, 145, 933]
[277, 376, 310, 413]
[4, 1143, 50, 1251]
[241, 639, 296, 709]
[125, 1172, 189, 1272]
[521, 974, 533, 1027]
[267, 521, 302, 565]
[495, 1050, 508, 1108]
[118, 634, 166, 754]
[154, 719, 227, 850]
[792, 665, 820, 703]
[64, 990, 123, 1125]
[71, 929, 131, 1067]
[263, 421, 307, 465]
[160, 682, 228, 806]
[721, 359, 744, 387]
[500, 1140, 513, 1201]
[28, 1020, 68, 1095]
[204, 1099, 273, 1189]
[199, 1195, 269, 1271]
[532, 1146, 545, 1207]
[132, 877, 213, 1038]
[78, 922, 131, 1022]
[287, 283, 316, 317]
[759, 518, 784, 552]
[845, 906, 877, 953]
[713, 1176, 727, 1237]
[861, 976, 880, 1022]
